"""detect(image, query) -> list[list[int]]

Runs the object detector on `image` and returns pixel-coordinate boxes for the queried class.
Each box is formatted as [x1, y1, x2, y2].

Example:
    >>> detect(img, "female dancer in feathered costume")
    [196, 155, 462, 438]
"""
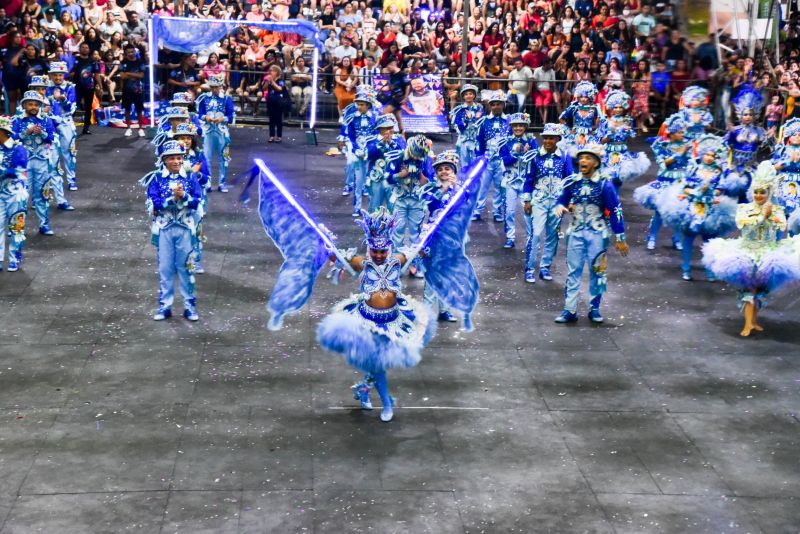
[317, 208, 436, 422]
[559, 81, 601, 156]
[658, 134, 738, 280]
[703, 161, 800, 336]
[772, 118, 800, 235]
[634, 113, 691, 250]
[596, 89, 651, 190]
[679, 86, 713, 141]
[724, 85, 767, 198]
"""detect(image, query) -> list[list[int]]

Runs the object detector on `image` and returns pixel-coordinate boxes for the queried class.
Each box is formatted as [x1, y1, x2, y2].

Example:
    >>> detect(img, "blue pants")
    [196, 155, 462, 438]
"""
[0, 185, 27, 263]
[680, 232, 715, 277]
[48, 146, 68, 206]
[368, 180, 391, 212]
[563, 229, 607, 314]
[476, 158, 504, 218]
[392, 195, 425, 270]
[457, 139, 477, 170]
[503, 186, 532, 246]
[203, 129, 229, 187]
[343, 159, 355, 190]
[157, 225, 196, 309]
[529, 198, 561, 270]
[352, 158, 368, 213]
[26, 158, 51, 228]
[57, 121, 77, 188]
[647, 212, 683, 246]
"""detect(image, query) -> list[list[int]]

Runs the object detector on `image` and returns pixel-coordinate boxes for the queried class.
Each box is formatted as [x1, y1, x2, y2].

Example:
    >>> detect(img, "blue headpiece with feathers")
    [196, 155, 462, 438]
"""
[357, 207, 396, 250]
[732, 85, 764, 118]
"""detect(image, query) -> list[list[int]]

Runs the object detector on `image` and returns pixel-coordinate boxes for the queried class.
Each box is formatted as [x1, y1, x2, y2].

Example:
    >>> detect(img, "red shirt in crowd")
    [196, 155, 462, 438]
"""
[481, 33, 504, 52]
[523, 49, 546, 69]
[376, 30, 396, 50]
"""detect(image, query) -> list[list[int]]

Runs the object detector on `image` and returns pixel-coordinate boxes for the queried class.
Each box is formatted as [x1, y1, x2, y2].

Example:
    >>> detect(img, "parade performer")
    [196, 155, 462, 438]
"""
[703, 161, 800, 337]
[197, 74, 235, 193]
[143, 140, 202, 322]
[724, 86, 766, 197]
[47, 62, 79, 193]
[174, 122, 210, 275]
[772, 118, 800, 235]
[422, 150, 462, 322]
[596, 89, 651, 189]
[365, 113, 405, 212]
[658, 134, 738, 280]
[559, 81, 601, 156]
[255, 151, 480, 421]
[521, 123, 572, 283]
[474, 90, 510, 222]
[634, 114, 691, 250]
[679, 86, 713, 141]
[27, 75, 73, 213]
[168, 92, 204, 135]
[0, 116, 28, 272]
[338, 87, 380, 198]
[450, 84, 483, 168]
[387, 135, 434, 277]
[152, 106, 190, 156]
[339, 88, 378, 216]
[554, 142, 628, 323]
[13, 91, 57, 236]
[499, 112, 538, 250]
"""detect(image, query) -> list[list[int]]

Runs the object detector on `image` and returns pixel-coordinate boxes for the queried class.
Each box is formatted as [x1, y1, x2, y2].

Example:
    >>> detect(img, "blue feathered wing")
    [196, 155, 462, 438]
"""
[420, 159, 482, 331]
[257, 166, 329, 330]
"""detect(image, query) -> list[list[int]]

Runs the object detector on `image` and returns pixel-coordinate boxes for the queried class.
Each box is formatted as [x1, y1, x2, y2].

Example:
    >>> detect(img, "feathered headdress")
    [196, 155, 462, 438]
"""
[680, 86, 709, 109]
[780, 118, 800, 143]
[750, 160, 778, 194]
[693, 133, 727, 162]
[406, 135, 430, 159]
[604, 89, 630, 111]
[732, 85, 764, 118]
[357, 207, 397, 250]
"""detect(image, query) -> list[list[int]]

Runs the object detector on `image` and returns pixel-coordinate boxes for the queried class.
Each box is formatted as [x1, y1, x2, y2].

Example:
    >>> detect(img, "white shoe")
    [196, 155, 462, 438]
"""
[124, 128, 133, 137]
[380, 407, 394, 422]
[138, 128, 145, 138]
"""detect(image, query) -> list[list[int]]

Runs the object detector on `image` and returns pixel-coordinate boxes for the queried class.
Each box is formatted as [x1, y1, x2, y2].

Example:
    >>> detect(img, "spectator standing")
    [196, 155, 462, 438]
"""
[508, 57, 533, 113]
[264, 65, 286, 143]
[119, 44, 146, 137]
[334, 56, 357, 114]
[533, 58, 556, 124]
[71, 42, 101, 135]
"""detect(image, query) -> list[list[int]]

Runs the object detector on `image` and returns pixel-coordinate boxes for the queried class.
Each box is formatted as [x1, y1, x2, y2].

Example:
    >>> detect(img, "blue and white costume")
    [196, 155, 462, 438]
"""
[317, 209, 435, 422]
[658, 134, 738, 280]
[475, 90, 511, 221]
[340, 88, 378, 216]
[46, 62, 78, 193]
[725, 86, 766, 198]
[338, 87, 381, 197]
[144, 141, 202, 321]
[387, 135, 434, 274]
[679, 86, 713, 142]
[13, 91, 57, 235]
[555, 143, 626, 323]
[449, 84, 483, 168]
[365, 113, 405, 212]
[596, 89, 650, 189]
[0, 117, 28, 272]
[634, 114, 691, 250]
[152, 106, 190, 159]
[197, 74, 235, 192]
[499, 112, 539, 251]
[703, 162, 800, 319]
[173, 122, 211, 275]
[521, 123, 572, 281]
[167, 92, 204, 136]
[772, 118, 800, 235]
[558, 81, 601, 156]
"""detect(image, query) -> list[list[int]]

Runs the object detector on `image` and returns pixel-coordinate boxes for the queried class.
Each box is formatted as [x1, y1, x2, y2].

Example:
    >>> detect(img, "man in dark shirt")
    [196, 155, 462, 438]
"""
[381, 57, 409, 134]
[236, 57, 263, 116]
[119, 44, 146, 137]
[71, 42, 101, 135]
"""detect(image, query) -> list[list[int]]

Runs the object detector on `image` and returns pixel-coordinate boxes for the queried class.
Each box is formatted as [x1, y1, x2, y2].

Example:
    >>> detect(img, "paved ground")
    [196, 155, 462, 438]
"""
[0, 127, 798, 534]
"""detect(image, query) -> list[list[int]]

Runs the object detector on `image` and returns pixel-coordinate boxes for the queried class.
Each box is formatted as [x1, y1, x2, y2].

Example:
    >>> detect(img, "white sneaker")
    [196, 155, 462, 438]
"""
[380, 407, 394, 422]
[138, 128, 145, 137]
[124, 128, 133, 137]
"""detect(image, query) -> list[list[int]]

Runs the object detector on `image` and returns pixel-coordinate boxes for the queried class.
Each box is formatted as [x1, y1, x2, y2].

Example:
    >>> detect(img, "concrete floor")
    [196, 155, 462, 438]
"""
[0, 127, 798, 534]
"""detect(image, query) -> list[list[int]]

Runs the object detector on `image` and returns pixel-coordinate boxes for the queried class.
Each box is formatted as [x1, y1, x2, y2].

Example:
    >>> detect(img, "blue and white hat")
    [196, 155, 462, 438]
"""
[573, 81, 597, 99]
[20, 90, 46, 105]
[354, 87, 373, 105]
[576, 142, 605, 163]
[48, 61, 69, 74]
[375, 113, 398, 129]
[0, 116, 13, 134]
[160, 140, 186, 158]
[164, 106, 190, 119]
[664, 113, 688, 134]
[488, 90, 507, 104]
[406, 135, 430, 159]
[357, 207, 396, 250]
[175, 122, 198, 137]
[541, 123, 567, 137]
[28, 76, 49, 88]
[433, 149, 460, 171]
[169, 92, 193, 106]
[460, 83, 479, 96]
[694, 133, 727, 161]
[208, 73, 225, 87]
[604, 89, 630, 111]
[681, 85, 708, 107]
[508, 112, 531, 126]
[781, 118, 800, 142]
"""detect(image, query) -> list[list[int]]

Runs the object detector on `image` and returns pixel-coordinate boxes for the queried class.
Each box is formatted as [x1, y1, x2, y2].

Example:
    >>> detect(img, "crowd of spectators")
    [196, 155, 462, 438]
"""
[0, 0, 798, 132]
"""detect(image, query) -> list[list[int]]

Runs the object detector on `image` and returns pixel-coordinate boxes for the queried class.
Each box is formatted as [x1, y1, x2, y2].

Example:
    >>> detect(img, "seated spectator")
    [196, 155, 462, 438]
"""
[168, 53, 201, 99]
[289, 56, 312, 116]
[123, 13, 147, 45]
[237, 57, 264, 116]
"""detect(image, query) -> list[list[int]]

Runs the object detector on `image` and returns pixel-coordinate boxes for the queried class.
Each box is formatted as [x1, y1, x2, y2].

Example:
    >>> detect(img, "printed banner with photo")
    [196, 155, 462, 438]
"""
[374, 74, 448, 134]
